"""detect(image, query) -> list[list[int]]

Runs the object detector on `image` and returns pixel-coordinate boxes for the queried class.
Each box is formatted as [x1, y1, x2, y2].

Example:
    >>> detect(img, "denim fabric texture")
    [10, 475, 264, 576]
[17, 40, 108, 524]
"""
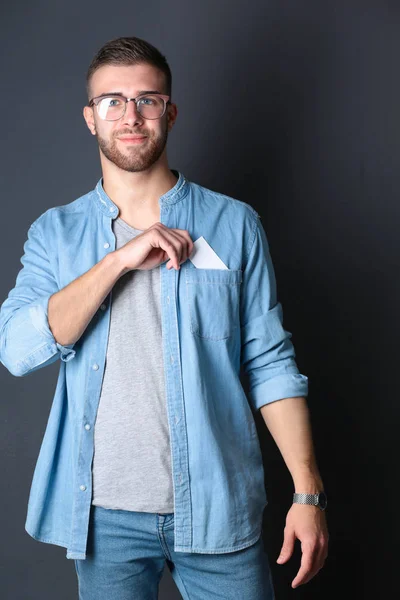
[74, 505, 275, 599]
[0, 170, 308, 560]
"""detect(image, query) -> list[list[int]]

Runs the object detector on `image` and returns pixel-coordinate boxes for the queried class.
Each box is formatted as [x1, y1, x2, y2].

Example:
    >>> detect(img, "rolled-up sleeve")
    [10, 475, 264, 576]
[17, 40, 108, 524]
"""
[240, 213, 308, 410]
[0, 220, 76, 377]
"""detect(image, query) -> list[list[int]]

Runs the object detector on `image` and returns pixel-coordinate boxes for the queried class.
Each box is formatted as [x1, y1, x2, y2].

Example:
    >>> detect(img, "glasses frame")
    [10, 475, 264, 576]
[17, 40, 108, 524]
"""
[88, 93, 171, 121]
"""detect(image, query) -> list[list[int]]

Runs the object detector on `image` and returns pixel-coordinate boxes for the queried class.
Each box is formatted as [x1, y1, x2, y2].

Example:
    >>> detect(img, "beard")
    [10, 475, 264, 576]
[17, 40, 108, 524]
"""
[95, 121, 169, 173]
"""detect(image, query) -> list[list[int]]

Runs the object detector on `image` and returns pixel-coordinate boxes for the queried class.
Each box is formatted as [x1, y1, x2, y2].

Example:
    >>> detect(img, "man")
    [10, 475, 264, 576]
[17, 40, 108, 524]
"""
[0, 36, 328, 599]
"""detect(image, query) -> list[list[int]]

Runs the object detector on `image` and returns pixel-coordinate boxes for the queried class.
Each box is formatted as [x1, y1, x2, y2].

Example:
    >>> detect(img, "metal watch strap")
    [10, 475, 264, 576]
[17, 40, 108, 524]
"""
[293, 491, 327, 510]
[293, 493, 319, 505]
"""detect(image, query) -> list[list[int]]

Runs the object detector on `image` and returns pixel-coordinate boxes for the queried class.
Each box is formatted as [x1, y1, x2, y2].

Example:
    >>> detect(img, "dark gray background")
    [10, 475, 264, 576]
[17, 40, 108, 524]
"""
[0, 1, 397, 598]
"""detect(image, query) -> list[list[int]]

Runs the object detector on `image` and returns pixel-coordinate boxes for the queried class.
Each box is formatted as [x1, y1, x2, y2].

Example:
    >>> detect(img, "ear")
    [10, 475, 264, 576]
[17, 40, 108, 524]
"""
[83, 105, 97, 135]
[167, 103, 178, 132]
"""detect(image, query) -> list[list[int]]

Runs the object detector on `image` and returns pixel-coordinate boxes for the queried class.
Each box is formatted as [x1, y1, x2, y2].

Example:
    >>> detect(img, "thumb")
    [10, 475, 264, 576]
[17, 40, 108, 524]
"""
[276, 529, 295, 564]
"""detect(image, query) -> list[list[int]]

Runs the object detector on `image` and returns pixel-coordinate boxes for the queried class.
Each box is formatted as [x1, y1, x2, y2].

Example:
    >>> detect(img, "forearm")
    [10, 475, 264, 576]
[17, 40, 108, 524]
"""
[259, 396, 324, 493]
[48, 250, 127, 346]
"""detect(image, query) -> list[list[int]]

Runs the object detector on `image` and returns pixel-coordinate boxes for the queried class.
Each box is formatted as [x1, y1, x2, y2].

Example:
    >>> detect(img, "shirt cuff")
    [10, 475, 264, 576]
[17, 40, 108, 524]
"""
[10, 295, 76, 375]
[248, 373, 309, 410]
[29, 294, 76, 361]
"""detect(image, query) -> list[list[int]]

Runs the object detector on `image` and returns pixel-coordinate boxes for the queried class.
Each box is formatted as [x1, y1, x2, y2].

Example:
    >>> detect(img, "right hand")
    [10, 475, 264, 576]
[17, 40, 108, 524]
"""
[116, 222, 194, 273]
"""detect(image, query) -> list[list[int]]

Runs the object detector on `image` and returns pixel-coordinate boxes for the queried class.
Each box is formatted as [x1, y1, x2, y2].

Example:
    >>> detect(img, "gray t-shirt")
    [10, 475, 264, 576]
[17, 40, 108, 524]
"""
[91, 216, 174, 513]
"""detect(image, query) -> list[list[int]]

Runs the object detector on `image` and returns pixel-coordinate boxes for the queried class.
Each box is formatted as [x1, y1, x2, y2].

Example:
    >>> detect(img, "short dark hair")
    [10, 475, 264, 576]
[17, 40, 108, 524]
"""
[85, 36, 172, 102]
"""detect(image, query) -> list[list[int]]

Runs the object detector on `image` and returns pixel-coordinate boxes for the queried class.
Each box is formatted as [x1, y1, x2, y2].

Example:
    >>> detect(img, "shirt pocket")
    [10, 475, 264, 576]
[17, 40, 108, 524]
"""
[185, 267, 243, 341]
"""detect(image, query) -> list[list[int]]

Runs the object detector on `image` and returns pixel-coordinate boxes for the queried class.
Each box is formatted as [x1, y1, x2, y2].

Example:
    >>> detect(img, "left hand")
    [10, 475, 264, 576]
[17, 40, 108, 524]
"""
[276, 503, 329, 588]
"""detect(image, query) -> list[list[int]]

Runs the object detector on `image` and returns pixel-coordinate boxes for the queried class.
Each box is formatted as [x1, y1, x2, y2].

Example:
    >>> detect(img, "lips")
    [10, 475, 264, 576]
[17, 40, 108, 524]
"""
[118, 135, 147, 140]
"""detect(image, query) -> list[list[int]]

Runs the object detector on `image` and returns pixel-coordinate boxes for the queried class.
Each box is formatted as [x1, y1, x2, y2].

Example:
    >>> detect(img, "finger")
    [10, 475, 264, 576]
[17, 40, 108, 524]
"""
[154, 230, 183, 270]
[164, 233, 187, 267]
[166, 229, 194, 264]
[277, 527, 296, 564]
[146, 224, 181, 270]
[299, 540, 328, 586]
[163, 230, 194, 268]
[150, 225, 194, 266]
[291, 542, 317, 588]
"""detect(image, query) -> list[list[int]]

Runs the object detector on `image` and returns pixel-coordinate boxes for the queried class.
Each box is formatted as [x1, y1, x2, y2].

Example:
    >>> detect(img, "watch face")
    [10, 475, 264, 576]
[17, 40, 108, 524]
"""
[318, 492, 327, 510]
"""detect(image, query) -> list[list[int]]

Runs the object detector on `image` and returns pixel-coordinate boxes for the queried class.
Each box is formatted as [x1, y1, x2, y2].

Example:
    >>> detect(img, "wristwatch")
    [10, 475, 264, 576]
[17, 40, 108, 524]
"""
[293, 491, 327, 511]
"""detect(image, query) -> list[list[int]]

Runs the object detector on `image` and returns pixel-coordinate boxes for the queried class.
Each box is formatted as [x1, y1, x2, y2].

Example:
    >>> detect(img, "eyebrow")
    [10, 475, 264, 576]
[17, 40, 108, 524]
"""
[94, 90, 162, 99]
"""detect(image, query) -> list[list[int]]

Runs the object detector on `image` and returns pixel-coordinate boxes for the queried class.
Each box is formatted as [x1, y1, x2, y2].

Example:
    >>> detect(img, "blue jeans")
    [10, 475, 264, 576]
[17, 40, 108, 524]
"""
[74, 505, 275, 599]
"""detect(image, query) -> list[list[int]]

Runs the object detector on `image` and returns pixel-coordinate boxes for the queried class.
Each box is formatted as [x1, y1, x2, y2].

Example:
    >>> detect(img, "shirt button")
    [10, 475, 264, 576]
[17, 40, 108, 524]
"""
[175, 415, 179, 424]
[100, 303, 107, 310]
[170, 355, 174, 364]
[167, 295, 170, 304]
[92, 363, 99, 370]
[85, 423, 91, 430]
[104, 242, 110, 249]
[178, 474, 182, 484]
[109, 206, 116, 212]
[80, 485, 87, 491]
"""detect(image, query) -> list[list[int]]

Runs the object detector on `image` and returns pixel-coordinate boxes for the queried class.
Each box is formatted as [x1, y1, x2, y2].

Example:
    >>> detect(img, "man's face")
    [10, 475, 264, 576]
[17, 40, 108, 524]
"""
[84, 63, 176, 172]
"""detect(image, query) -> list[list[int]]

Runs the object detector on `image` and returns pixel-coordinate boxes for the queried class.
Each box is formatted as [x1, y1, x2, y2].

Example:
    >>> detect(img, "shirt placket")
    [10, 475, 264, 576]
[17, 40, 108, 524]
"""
[160, 201, 193, 551]
[70, 211, 119, 558]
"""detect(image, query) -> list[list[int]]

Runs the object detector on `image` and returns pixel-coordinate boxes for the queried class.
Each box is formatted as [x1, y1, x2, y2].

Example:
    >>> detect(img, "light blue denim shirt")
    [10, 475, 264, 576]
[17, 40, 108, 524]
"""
[0, 170, 308, 560]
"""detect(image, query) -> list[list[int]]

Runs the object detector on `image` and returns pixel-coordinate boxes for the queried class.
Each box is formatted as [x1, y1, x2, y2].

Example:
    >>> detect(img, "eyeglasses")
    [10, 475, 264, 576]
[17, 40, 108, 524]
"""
[88, 93, 171, 121]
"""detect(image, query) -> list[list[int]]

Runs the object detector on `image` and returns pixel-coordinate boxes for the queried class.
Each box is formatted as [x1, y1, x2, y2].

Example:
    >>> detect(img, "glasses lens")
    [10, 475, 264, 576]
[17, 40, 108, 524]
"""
[96, 95, 165, 120]
[137, 95, 165, 119]
[97, 97, 125, 120]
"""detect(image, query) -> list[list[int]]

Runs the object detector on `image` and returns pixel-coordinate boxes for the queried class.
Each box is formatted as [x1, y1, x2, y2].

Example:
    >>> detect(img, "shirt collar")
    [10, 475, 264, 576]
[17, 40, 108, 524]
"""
[93, 169, 189, 219]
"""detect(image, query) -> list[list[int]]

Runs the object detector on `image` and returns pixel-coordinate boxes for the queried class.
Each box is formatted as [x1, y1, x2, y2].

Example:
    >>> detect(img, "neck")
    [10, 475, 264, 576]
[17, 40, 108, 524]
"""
[101, 166, 178, 230]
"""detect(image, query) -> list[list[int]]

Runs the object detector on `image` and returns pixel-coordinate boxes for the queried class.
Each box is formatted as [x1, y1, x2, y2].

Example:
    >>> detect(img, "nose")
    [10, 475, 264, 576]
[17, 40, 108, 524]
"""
[122, 99, 143, 125]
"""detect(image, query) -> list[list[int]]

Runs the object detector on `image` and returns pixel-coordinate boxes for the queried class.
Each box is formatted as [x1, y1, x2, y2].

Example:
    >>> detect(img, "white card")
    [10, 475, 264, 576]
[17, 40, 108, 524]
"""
[188, 236, 229, 269]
